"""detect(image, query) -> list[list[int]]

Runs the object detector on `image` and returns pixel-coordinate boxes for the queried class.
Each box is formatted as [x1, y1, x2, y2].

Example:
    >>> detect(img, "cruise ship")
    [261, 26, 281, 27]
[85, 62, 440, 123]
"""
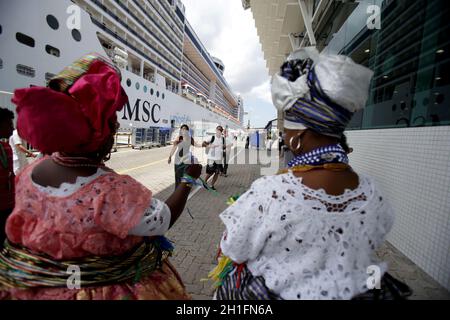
[0, 0, 244, 147]
[243, 0, 450, 292]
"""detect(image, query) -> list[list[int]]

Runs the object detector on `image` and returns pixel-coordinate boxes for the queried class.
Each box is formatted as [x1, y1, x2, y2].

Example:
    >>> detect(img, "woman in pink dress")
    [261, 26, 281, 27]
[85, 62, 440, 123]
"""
[0, 53, 202, 300]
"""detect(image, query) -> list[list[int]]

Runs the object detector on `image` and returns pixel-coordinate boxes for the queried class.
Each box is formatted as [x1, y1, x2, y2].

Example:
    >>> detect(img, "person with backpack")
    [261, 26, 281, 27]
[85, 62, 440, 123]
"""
[168, 124, 202, 188]
[221, 129, 234, 177]
[202, 125, 225, 190]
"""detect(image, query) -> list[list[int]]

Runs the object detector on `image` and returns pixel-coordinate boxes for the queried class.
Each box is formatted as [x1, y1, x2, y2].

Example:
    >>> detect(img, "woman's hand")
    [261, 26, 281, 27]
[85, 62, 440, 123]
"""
[165, 163, 203, 228]
[185, 164, 202, 179]
[168, 157, 172, 164]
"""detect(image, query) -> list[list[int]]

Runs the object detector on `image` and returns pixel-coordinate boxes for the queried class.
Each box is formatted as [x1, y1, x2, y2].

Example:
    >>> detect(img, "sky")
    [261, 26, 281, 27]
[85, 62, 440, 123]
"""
[182, 0, 277, 128]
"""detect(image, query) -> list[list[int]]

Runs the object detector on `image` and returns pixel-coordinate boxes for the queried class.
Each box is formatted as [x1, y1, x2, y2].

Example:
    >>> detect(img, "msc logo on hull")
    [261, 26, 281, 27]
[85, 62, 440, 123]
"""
[121, 98, 161, 124]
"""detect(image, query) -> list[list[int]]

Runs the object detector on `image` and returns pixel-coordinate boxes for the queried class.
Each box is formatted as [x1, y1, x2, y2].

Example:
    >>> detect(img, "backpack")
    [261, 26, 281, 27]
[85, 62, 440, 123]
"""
[205, 135, 225, 156]
[204, 135, 215, 155]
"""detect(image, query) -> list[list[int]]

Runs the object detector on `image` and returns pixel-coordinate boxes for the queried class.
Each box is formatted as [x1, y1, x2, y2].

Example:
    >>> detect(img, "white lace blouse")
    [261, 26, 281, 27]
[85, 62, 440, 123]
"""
[219, 172, 394, 300]
[32, 169, 171, 237]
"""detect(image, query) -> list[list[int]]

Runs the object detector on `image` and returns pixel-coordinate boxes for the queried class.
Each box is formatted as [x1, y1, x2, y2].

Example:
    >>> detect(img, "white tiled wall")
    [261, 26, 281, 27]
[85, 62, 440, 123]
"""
[346, 126, 450, 291]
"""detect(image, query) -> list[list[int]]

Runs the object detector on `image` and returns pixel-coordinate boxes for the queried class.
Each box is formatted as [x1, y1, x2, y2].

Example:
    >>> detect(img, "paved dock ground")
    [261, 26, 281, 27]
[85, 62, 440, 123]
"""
[108, 145, 450, 300]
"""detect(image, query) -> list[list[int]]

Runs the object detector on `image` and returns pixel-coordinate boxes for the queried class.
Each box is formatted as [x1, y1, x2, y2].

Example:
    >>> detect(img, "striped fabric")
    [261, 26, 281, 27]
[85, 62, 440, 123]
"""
[214, 263, 412, 300]
[214, 265, 281, 300]
[0, 237, 172, 289]
[48, 53, 119, 93]
[282, 60, 353, 138]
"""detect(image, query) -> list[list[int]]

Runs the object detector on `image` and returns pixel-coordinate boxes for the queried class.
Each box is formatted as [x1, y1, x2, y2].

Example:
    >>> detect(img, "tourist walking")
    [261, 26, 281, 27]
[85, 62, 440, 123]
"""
[202, 126, 225, 190]
[9, 129, 36, 174]
[168, 124, 202, 188]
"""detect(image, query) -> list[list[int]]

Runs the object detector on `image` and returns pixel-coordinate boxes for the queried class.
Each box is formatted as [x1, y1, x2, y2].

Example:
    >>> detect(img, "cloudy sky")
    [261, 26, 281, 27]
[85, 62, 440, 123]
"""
[182, 0, 277, 128]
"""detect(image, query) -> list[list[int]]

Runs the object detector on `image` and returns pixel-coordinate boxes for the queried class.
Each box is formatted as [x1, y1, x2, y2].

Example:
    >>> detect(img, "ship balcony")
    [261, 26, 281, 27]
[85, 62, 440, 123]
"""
[144, 73, 155, 83]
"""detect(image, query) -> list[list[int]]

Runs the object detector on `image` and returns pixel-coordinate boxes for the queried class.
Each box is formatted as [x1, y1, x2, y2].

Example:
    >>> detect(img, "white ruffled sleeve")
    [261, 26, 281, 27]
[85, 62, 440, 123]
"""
[219, 177, 276, 264]
[128, 198, 171, 236]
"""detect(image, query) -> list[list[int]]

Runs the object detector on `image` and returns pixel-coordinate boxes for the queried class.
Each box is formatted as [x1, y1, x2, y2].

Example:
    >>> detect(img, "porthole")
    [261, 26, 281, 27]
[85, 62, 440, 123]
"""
[71, 29, 82, 42]
[46, 15, 59, 30]
[143, 86, 147, 93]
[157, 91, 160, 98]
[126, 79, 131, 87]
[135, 82, 140, 90]
[0, 58, 3, 70]
[0, 25, 2, 35]
[45, 45, 60, 57]
[150, 88, 154, 95]
[391, 104, 397, 112]
[400, 101, 407, 111]
[16, 64, 35, 78]
[162, 93, 165, 99]
[16, 32, 35, 47]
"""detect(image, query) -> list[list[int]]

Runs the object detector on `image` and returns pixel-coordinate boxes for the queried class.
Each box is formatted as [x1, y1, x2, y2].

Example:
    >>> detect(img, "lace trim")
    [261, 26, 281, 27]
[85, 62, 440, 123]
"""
[32, 168, 108, 197]
[283, 171, 374, 214]
[220, 173, 394, 299]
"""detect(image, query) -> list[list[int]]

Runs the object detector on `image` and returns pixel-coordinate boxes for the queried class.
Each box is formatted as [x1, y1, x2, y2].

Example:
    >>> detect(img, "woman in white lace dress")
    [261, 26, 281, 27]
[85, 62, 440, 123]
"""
[210, 48, 411, 300]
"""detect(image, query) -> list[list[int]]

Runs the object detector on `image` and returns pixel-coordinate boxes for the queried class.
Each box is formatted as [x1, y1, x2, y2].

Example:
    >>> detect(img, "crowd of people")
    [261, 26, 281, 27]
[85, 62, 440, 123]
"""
[0, 49, 411, 300]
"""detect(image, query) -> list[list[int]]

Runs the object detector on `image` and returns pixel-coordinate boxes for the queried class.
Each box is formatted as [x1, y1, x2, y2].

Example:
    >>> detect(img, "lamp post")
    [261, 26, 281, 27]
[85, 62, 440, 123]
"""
[244, 112, 250, 129]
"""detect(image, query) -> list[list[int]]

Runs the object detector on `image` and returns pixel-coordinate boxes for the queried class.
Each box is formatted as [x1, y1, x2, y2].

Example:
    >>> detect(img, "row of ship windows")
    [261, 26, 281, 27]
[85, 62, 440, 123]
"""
[0, 61, 56, 81]
[91, 12, 182, 77]
[125, 78, 166, 99]
[0, 18, 75, 55]
[135, 0, 183, 47]
[183, 57, 209, 82]
[0, 59, 168, 102]
[94, 0, 182, 68]
[182, 72, 209, 95]
[16, 33, 62, 57]
[147, 0, 184, 39]
[182, 67, 209, 89]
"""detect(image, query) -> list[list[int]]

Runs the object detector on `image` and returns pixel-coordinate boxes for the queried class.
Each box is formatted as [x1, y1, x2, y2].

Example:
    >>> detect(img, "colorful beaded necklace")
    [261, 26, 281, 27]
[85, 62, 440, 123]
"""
[51, 152, 105, 168]
[279, 143, 350, 174]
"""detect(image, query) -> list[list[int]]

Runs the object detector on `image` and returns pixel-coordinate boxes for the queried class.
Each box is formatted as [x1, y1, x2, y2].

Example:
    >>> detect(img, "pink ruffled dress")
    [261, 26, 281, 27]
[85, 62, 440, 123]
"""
[0, 159, 189, 300]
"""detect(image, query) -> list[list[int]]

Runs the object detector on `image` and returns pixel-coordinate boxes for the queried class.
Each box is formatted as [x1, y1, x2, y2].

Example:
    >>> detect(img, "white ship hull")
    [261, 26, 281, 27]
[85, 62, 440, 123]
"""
[0, 0, 242, 139]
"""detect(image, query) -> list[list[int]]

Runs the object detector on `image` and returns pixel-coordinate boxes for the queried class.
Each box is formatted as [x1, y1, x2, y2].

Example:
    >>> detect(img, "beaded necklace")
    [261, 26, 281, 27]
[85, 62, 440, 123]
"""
[51, 152, 105, 168]
[279, 144, 350, 174]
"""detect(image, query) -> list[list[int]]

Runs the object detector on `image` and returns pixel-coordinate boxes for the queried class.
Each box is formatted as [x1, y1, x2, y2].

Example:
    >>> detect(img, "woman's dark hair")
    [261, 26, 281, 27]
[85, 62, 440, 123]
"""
[177, 124, 194, 145]
[339, 134, 351, 153]
[84, 120, 118, 163]
[217, 126, 224, 132]
[0, 108, 14, 122]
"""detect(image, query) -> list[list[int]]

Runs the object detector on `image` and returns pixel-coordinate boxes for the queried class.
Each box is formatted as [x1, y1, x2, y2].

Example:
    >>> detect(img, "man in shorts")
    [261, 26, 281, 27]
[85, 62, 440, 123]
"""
[203, 126, 225, 190]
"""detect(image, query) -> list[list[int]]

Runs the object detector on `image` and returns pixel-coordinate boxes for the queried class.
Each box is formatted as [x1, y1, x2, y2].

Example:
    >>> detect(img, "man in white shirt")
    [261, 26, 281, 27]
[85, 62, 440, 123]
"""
[9, 129, 35, 174]
[202, 125, 225, 190]
[221, 129, 234, 177]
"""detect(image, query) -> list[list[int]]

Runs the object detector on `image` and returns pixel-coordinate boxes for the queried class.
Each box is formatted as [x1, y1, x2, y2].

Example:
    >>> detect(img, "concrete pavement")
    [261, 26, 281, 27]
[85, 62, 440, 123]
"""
[108, 146, 450, 300]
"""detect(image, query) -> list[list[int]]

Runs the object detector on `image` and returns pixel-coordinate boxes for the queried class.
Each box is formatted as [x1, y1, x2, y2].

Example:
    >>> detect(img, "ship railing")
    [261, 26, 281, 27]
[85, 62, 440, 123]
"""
[91, 18, 179, 81]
